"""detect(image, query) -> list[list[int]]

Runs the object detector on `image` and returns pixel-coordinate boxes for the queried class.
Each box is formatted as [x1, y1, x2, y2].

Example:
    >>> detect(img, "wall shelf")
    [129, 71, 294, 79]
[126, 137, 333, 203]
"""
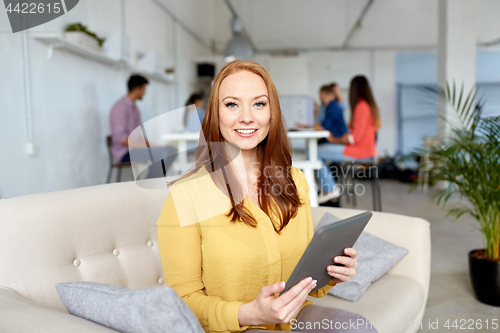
[33, 34, 176, 84]
[33, 34, 126, 67]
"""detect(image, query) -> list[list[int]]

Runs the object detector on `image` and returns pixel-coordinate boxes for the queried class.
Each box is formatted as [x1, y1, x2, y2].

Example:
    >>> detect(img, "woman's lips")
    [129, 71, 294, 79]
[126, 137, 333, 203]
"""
[234, 129, 258, 138]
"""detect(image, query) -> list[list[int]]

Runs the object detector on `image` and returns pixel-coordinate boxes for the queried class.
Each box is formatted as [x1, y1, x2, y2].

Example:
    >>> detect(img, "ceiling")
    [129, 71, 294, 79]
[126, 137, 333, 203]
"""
[210, 0, 500, 53]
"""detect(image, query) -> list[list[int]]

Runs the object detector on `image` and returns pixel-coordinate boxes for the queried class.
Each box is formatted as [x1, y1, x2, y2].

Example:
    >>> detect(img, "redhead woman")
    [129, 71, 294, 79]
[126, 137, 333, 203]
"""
[316, 75, 381, 202]
[156, 61, 377, 333]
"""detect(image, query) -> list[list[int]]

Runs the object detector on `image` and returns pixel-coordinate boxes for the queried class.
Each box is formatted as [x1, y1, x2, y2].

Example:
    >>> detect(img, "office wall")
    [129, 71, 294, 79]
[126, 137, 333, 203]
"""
[0, 0, 213, 198]
[396, 49, 500, 84]
[395, 49, 500, 154]
[268, 56, 309, 95]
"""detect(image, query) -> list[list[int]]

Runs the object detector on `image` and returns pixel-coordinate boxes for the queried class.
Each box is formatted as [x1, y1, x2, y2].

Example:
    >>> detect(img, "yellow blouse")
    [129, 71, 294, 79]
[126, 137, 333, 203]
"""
[156, 166, 335, 333]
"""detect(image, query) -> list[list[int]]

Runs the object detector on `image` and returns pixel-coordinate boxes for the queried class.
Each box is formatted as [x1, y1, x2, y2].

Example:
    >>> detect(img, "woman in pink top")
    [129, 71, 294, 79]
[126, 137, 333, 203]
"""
[317, 75, 381, 204]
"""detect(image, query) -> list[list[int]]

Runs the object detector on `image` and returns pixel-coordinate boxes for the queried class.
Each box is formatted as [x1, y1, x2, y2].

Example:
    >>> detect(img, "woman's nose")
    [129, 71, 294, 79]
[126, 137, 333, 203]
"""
[239, 105, 254, 123]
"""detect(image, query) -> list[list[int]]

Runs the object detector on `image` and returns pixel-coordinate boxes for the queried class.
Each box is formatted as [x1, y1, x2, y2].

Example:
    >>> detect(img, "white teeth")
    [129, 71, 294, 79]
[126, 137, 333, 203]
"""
[236, 129, 257, 134]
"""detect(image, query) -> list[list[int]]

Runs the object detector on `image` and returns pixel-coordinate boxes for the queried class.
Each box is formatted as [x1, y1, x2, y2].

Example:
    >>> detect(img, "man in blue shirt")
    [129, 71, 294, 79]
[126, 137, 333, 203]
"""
[319, 83, 348, 141]
[297, 83, 348, 143]
[297, 83, 350, 203]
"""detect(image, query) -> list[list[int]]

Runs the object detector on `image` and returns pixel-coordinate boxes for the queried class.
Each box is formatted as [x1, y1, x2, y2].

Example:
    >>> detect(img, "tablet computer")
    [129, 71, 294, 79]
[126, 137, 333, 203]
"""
[280, 211, 372, 295]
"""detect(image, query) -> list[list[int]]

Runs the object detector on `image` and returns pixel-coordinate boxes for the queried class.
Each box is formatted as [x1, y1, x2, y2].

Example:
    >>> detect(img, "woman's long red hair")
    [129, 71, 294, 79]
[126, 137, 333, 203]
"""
[169, 60, 302, 233]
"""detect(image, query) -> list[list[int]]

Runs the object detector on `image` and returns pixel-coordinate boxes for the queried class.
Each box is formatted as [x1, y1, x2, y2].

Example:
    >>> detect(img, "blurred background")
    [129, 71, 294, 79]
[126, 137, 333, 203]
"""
[0, 0, 499, 197]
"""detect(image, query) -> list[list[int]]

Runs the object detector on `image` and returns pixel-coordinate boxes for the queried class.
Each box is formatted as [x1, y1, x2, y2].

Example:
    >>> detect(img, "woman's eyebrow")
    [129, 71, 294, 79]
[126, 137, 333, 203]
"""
[222, 95, 269, 101]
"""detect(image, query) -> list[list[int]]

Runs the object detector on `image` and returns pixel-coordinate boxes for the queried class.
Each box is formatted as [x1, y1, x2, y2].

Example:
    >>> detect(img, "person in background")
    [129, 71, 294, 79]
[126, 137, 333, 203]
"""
[183, 93, 205, 152]
[109, 74, 176, 179]
[316, 75, 381, 203]
[297, 83, 350, 203]
[183, 93, 206, 132]
[316, 82, 347, 126]
[297, 83, 346, 130]
[317, 83, 350, 144]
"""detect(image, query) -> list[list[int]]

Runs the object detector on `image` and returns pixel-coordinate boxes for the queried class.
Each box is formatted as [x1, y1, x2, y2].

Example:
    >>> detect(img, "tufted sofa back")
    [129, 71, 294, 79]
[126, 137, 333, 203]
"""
[0, 178, 431, 321]
[0, 178, 172, 312]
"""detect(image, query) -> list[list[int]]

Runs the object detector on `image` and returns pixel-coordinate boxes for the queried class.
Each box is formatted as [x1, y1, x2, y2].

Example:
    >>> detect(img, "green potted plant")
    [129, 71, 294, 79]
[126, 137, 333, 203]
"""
[65, 22, 105, 51]
[408, 83, 500, 306]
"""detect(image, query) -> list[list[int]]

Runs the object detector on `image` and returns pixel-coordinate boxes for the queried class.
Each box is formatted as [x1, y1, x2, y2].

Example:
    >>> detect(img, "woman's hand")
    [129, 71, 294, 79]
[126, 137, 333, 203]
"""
[238, 277, 317, 326]
[326, 247, 358, 283]
[313, 123, 324, 131]
[326, 133, 346, 144]
[340, 133, 350, 144]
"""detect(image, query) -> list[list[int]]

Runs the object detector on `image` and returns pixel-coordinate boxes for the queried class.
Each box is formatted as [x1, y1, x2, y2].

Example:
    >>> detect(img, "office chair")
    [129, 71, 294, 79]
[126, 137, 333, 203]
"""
[338, 158, 382, 211]
[338, 132, 382, 211]
[105, 135, 132, 183]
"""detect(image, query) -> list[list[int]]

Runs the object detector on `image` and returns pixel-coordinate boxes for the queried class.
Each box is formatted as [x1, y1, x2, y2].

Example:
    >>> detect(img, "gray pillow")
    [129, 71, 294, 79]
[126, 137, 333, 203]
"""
[55, 282, 204, 333]
[317, 213, 409, 302]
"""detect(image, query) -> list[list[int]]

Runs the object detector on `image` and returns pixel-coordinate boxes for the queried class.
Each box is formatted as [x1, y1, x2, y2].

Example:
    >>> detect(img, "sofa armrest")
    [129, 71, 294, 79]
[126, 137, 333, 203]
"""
[311, 207, 431, 295]
[0, 288, 117, 333]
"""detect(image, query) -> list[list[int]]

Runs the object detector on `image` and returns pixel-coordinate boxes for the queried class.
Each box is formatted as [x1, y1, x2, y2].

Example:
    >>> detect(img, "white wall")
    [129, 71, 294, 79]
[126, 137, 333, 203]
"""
[0, 0, 212, 198]
[395, 49, 500, 154]
[372, 51, 396, 157]
[268, 56, 309, 95]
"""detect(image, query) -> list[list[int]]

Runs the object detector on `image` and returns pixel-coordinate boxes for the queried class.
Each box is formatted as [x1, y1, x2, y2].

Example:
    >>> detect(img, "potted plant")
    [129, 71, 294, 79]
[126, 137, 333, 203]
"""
[65, 22, 105, 51]
[408, 83, 500, 306]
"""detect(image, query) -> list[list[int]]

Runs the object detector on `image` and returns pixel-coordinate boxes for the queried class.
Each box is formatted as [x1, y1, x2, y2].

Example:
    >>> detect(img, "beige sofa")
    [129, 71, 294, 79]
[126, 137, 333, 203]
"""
[0, 179, 430, 333]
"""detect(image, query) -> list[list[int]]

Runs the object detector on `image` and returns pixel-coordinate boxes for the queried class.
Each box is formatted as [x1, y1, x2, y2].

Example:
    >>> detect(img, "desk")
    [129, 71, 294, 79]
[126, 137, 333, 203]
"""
[162, 130, 329, 207]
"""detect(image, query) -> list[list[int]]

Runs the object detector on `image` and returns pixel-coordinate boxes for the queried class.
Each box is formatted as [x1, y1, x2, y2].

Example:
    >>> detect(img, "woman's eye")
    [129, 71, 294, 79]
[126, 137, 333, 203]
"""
[225, 102, 238, 108]
[255, 102, 267, 108]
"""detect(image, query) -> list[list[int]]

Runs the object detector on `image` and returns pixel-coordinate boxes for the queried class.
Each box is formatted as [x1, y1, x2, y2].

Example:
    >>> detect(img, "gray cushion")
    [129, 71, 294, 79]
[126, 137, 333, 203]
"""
[317, 213, 409, 302]
[55, 282, 204, 333]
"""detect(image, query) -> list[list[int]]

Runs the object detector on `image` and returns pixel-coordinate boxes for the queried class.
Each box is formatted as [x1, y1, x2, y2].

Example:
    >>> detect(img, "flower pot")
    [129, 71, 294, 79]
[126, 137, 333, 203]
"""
[469, 249, 500, 306]
[64, 31, 100, 51]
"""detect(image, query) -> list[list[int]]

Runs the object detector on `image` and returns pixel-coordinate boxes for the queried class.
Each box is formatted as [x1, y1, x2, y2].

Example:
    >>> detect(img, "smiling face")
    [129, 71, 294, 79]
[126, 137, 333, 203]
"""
[218, 70, 271, 154]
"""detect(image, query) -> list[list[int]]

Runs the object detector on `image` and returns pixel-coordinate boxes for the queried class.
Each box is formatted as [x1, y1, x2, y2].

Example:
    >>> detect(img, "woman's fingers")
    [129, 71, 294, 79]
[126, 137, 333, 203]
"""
[327, 270, 354, 282]
[260, 281, 286, 298]
[282, 292, 311, 323]
[327, 263, 356, 282]
[345, 247, 357, 258]
[328, 264, 355, 276]
[328, 248, 359, 283]
[254, 278, 315, 325]
[276, 277, 314, 307]
[334, 255, 358, 268]
[278, 278, 316, 323]
[274, 278, 315, 314]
